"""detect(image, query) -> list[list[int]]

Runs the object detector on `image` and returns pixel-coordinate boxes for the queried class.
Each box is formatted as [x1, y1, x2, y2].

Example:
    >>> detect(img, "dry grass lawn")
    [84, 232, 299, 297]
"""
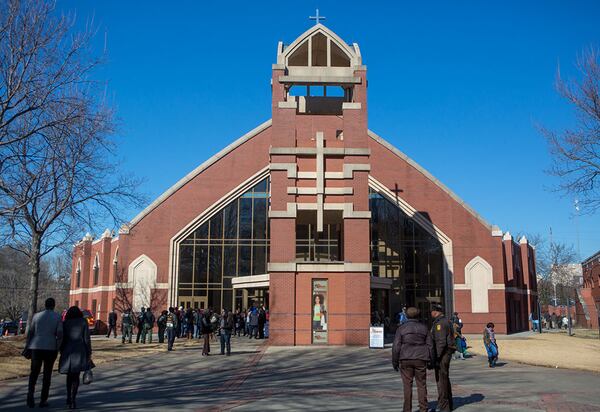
[466, 331, 600, 373]
[0, 336, 203, 381]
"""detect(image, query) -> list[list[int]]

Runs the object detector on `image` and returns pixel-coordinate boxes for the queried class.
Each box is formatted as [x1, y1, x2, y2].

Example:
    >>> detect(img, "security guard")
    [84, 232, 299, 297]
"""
[121, 308, 134, 344]
[430, 304, 456, 412]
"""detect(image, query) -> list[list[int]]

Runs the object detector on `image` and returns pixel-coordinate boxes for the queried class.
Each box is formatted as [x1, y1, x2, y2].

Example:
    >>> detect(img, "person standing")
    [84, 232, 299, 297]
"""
[201, 311, 211, 356]
[142, 309, 155, 344]
[135, 307, 145, 343]
[392, 307, 433, 412]
[106, 309, 118, 338]
[59, 306, 93, 410]
[121, 308, 133, 344]
[249, 309, 259, 339]
[258, 306, 266, 339]
[483, 322, 499, 367]
[165, 307, 178, 351]
[157, 310, 168, 343]
[220, 310, 234, 355]
[430, 304, 456, 412]
[26, 298, 63, 408]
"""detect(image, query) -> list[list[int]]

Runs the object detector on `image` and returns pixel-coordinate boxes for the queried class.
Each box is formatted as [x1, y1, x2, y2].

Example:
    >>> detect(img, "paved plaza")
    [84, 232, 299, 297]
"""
[1, 336, 599, 411]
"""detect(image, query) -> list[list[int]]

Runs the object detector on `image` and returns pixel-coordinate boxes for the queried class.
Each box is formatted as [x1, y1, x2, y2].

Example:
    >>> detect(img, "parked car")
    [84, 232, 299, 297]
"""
[1, 320, 19, 336]
[61, 308, 97, 334]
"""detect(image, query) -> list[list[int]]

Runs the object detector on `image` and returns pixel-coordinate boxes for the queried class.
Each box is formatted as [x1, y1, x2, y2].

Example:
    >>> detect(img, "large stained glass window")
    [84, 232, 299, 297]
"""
[369, 189, 445, 320]
[178, 178, 270, 311]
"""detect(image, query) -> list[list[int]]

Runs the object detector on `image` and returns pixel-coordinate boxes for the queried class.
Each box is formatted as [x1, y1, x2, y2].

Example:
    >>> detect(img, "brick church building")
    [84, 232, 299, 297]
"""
[70, 24, 538, 345]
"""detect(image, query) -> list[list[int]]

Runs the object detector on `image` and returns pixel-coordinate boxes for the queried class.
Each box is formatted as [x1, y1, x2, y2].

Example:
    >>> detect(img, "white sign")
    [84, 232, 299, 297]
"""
[369, 326, 384, 349]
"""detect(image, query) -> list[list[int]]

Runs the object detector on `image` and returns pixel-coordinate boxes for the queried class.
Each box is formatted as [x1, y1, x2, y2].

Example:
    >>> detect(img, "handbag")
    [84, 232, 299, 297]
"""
[21, 347, 32, 360]
[83, 369, 93, 385]
[82, 358, 95, 385]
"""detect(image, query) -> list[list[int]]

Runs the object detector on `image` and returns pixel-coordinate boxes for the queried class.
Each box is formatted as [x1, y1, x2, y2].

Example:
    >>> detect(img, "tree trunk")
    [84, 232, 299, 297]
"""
[25, 233, 42, 335]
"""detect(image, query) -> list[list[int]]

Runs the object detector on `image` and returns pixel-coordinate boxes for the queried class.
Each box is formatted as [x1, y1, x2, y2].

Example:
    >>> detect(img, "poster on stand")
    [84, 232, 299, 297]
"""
[369, 326, 384, 349]
[312, 279, 328, 344]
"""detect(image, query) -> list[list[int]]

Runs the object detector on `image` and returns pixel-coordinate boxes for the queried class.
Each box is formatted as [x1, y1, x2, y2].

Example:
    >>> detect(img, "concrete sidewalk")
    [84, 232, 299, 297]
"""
[0, 335, 598, 411]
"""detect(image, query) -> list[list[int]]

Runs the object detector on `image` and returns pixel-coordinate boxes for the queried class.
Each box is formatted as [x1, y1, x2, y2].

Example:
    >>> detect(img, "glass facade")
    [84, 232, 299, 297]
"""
[369, 189, 445, 320]
[177, 178, 270, 311]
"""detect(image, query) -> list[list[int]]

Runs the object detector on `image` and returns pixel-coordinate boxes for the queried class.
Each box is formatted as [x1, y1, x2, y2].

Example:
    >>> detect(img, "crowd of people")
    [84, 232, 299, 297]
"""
[24, 298, 268, 409]
[106, 303, 269, 354]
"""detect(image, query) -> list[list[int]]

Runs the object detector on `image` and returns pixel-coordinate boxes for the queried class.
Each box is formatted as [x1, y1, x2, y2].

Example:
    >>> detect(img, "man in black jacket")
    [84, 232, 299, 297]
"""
[106, 310, 117, 338]
[392, 307, 433, 412]
[135, 307, 145, 343]
[430, 304, 456, 412]
[141, 309, 155, 344]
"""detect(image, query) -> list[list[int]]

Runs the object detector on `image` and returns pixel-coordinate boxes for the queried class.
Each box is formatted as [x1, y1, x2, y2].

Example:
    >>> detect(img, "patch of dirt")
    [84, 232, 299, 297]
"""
[0, 341, 22, 357]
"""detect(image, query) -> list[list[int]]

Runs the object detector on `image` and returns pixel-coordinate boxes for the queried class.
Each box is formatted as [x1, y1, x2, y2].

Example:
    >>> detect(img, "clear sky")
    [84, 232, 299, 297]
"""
[58, 0, 600, 260]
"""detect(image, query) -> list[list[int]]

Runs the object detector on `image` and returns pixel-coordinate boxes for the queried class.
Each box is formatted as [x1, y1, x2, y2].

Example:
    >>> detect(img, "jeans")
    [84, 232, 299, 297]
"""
[142, 324, 153, 343]
[166, 328, 176, 351]
[194, 324, 200, 339]
[28, 350, 58, 404]
[220, 330, 231, 354]
[122, 324, 133, 343]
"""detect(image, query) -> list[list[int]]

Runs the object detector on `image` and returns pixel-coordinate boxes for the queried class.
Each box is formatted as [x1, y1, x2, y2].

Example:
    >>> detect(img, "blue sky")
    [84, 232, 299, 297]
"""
[59, 1, 600, 259]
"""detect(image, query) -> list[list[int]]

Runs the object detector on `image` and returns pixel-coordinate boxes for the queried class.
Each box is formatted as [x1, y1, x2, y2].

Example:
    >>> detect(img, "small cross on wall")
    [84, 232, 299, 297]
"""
[309, 9, 326, 25]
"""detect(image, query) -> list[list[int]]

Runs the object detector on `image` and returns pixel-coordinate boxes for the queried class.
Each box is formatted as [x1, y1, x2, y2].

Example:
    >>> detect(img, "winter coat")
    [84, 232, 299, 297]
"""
[392, 319, 433, 366]
[59, 318, 92, 374]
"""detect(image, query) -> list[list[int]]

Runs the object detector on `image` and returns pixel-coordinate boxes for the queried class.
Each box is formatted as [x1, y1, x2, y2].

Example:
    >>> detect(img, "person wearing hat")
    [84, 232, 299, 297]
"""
[430, 304, 456, 412]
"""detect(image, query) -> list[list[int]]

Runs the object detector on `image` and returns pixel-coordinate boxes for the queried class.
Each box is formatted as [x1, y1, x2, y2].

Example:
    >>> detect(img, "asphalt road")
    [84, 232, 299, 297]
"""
[0, 335, 598, 411]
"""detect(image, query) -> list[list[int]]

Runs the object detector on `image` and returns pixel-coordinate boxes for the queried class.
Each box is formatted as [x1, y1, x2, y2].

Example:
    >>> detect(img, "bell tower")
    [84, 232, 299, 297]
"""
[268, 23, 371, 345]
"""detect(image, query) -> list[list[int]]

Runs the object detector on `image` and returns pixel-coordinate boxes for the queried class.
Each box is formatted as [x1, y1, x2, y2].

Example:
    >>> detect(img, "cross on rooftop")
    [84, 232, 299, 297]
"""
[309, 9, 326, 25]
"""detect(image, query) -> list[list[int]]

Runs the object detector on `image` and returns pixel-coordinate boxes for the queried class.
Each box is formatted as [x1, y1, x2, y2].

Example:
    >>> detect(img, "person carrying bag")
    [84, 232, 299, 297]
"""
[59, 306, 93, 410]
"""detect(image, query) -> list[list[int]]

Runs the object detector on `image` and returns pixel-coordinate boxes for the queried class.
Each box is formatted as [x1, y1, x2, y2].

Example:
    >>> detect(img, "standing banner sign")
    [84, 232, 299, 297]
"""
[369, 326, 384, 349]
[312, 279, 328, 344]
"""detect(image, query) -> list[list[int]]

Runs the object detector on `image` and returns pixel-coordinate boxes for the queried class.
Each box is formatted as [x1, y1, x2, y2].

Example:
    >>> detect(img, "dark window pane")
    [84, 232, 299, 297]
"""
[194, 223, 209, 240]
[208, 290, 222, 311]
[223, 246, 237, 276]
[193, 289, 207, 297]
[194, 246, 208, 285]
[253, 178, 268, 194]
[253, 198, 267, 240]
[179, 246, 193, 283]
[252, 245, 266, 275]
[222, 289, 233, 312]
[179, 289, 192, 297]
[223, 202, 238, 240]
[210, 211, 223, 241]
[239, 198, 252, 239]
[209, 246, 222, 283]
[239, 246, 251, 276]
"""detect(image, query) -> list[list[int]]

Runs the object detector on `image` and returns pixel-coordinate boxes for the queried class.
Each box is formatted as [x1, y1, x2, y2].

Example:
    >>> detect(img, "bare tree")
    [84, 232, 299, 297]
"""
[114, 268, 166, 315]
[0, 1, 144, 333]
[526, 233, 579, 305]
[541, 48, 600, 212]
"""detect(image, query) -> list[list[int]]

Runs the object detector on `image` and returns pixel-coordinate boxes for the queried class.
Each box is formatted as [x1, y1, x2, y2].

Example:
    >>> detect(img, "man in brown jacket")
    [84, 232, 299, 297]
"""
[392, 307, 433, 412]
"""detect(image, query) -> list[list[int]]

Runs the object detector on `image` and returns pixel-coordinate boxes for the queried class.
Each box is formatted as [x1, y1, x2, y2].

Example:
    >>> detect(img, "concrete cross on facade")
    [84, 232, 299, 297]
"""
[309, 9, 326, 25]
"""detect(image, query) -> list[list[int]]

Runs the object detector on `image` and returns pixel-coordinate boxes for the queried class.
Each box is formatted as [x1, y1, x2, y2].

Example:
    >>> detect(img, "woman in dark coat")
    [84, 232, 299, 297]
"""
[59, 306, 92, 409]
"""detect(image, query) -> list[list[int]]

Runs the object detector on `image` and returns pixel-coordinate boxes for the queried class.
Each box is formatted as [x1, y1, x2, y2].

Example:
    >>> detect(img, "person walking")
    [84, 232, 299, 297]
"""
[392, 307, 433, 412]
[430, 304, 456, 412]
[106, 310, 118, 338]
[142, 309, 155, 344]
[201, 311, 212, 356]
[249, 309, 259, 339]
[165, 307, 178, 351]
[483, 322, 499, 367]
[220, 310, 234, 355]
[157, 310, 168, 343]
[121, 308, 133, 344]
[59, 306, 93, 410]
[135, 307, 146, 343]
[26, 298, 63, 408]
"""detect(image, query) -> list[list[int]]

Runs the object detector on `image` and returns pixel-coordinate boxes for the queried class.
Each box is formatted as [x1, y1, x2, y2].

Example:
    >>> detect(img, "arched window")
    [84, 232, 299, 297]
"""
[287, 31, 352, 68]
[178, 177, 270, 311]
[93, 254, 100, 285]
[76, 259, 81, 288]
[369, 189, 445, 319]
